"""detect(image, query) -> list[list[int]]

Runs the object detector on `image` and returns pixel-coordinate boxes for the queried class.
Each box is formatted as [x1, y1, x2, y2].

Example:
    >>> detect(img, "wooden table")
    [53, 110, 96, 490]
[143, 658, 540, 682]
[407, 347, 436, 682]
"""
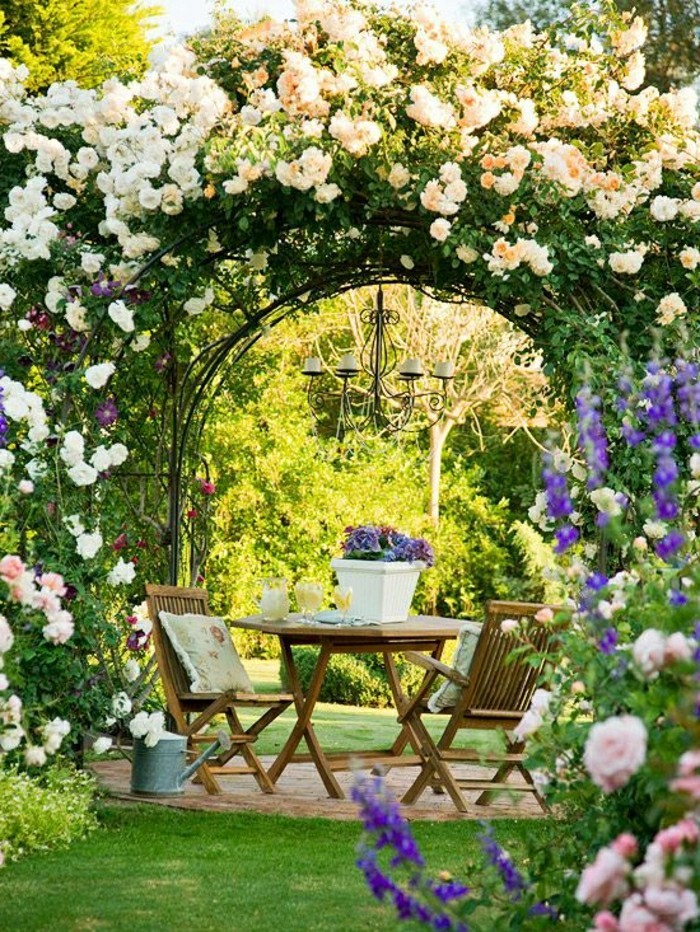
[229, 614, 463, 800]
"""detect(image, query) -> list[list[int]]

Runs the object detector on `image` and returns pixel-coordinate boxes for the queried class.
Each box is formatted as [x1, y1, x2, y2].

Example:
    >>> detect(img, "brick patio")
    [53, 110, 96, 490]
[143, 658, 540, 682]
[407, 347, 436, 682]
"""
[92, 755, 549, 822]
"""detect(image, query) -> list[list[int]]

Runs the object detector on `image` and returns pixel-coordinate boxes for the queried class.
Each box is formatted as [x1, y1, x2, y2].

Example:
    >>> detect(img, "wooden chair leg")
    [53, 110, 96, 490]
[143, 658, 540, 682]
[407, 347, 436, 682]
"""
[401, 713, 469, 813]
[224, 708, 276, 794]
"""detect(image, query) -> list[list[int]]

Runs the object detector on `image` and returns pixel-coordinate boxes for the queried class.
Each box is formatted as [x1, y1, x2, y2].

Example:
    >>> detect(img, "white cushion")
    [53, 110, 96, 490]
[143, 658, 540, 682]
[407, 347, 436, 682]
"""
[159, 611, 253, 694]
[427, 620, 482, 712]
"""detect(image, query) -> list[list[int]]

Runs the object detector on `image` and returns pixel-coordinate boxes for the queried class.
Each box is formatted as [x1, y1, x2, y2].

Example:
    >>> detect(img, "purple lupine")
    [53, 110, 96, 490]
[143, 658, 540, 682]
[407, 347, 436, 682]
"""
[478, 823, 527, 901]
[575, 388, 609, 489]
[352, 775, 469, 931]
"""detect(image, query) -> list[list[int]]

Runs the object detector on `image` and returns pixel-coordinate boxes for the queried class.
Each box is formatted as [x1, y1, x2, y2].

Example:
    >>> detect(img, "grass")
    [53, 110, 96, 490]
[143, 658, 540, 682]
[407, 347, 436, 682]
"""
[238, 659, 501, 757]
[0, 804, 559, 932]
[0, 660, 553, 931]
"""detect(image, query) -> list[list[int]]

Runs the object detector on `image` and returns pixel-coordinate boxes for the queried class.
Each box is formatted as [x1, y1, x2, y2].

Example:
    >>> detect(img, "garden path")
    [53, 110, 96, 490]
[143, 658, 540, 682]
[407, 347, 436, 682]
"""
[92, 757, 548, 822]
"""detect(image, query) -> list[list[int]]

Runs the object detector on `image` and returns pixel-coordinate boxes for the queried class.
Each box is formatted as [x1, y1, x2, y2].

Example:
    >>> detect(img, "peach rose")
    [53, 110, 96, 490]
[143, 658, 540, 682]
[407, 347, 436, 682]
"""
[583, 715, 647, 793]
[534, 607, 554, 623]
[500, 618, 518, 634]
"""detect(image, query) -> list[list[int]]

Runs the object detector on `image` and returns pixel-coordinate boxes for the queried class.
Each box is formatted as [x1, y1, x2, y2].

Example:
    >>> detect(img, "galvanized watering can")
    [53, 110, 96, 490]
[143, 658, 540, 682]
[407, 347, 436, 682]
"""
[130, 730, 231, 797]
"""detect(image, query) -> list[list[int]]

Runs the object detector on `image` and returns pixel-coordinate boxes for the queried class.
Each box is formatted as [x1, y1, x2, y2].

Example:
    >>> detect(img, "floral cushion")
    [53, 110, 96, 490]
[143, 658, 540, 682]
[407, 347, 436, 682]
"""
[159, 611, 253, 694]
[427, 620, 483, 712]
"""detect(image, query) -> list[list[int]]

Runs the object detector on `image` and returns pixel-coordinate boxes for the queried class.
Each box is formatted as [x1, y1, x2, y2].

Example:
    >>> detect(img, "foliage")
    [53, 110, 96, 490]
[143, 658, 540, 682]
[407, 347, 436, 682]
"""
[0, 764, 97, 863]
[202, 333, 536, 652]
[353, 357, 700, 930]
[0, 0, 160, 92]
[508, 520, 565, 605]
[280, 646, 425, 708]
[476, 0, 700, 93]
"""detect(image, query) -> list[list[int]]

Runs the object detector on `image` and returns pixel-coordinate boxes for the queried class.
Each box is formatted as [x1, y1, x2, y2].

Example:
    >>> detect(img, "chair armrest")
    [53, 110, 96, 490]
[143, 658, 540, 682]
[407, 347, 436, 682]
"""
[403, 651, 469, 688]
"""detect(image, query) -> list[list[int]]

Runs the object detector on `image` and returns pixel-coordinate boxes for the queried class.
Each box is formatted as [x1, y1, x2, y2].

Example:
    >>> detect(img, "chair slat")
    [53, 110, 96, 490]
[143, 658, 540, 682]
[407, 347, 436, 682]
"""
[401, 599, 558, 813]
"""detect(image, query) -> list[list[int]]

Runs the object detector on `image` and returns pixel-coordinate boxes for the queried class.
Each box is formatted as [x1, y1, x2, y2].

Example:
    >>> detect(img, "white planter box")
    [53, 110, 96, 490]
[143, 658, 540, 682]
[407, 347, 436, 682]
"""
[331, 558, 422, 623]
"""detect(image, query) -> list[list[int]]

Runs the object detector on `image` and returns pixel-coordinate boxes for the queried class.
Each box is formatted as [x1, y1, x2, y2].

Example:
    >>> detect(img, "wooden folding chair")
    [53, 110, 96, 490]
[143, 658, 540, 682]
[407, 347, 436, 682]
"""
[145, 584, 293, 796]
[399, 600, 557, 813]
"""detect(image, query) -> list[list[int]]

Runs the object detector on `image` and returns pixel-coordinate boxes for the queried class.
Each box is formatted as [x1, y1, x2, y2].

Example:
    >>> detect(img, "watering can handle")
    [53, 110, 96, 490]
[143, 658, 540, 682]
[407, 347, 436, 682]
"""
[179, 730, 231, 786]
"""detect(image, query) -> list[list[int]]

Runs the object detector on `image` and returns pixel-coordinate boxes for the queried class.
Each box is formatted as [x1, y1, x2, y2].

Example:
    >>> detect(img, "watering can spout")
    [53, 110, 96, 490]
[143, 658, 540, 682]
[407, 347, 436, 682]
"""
[179, 730, 232, 787]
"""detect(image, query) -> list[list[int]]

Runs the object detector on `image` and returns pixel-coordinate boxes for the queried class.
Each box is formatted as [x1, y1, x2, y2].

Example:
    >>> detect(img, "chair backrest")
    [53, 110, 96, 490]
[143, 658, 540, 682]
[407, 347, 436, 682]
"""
[460, 600, 554, 718]
[145, 583, 210, 704]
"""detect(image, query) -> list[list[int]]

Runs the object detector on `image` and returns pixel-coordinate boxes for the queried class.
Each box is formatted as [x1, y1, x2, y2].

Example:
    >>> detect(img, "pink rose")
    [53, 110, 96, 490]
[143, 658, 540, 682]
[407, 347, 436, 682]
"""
[677, 750, 700, 777]
[500, 618, 519, 634]
[576, 847, 630, 906]
[593, 911, 620, 931]
[583, 715, 648, 793]
[612, 834, 638, 858]
[632, 629, 666, 676]
[670, 776, 700, 798]
[0, 554, 26, 582]
[644, 885, 699, 925]
[618, 894, 672, 931]
[663, 632, 692, 665]
[655, 819, 699, 853]
[534, 607, 554, 623]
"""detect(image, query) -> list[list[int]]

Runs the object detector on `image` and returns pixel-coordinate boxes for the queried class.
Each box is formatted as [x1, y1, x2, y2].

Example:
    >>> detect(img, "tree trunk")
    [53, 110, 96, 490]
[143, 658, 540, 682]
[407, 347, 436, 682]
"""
[428, 421, 452, 524]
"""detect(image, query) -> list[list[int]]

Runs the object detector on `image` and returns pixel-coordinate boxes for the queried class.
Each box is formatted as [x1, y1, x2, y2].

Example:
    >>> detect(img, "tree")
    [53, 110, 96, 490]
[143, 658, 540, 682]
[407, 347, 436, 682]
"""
[0, 0, 161, 92]
[476, 0, 700, 91]
[342, 287, 557, 522]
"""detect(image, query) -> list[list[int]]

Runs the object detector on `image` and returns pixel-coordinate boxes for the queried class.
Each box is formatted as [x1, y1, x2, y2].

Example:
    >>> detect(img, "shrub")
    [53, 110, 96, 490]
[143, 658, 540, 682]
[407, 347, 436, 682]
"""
[0, 765, 98, 863]
[280, 647, 426, 708]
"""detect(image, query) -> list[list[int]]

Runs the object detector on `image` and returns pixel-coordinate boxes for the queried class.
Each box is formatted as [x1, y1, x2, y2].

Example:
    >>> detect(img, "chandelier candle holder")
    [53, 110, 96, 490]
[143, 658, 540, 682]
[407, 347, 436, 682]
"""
[302, 286, 455, 437]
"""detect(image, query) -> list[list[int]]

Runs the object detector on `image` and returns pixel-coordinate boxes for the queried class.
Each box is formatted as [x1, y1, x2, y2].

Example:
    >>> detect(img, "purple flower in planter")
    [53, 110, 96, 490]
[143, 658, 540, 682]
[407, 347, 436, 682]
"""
[341, 525, 435, 567]
[95, 397, 119, 427]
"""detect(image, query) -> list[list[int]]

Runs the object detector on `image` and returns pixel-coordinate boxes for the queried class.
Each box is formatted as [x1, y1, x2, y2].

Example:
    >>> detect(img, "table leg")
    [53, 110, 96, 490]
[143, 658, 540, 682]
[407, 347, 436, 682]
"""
[267, 638, 344, 798]
[386, 639, 446, 758]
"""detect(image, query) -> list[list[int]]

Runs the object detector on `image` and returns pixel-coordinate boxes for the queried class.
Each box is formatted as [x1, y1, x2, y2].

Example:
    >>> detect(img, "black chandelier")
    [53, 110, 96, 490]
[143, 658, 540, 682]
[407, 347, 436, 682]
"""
[302, 286, 455, 437]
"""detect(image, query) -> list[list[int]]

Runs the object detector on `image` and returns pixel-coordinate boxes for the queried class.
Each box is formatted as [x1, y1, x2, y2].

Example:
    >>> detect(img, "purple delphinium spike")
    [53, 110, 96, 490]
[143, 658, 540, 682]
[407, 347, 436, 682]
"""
[599, 628, 619, 655]
[478, 823, 527, 901]
[554, 525, 579, 553]
[352, 775, 469, 931]
[541, 451, 579, 554]
[656, 530, 685, 561]
[575, 388, 609, 489]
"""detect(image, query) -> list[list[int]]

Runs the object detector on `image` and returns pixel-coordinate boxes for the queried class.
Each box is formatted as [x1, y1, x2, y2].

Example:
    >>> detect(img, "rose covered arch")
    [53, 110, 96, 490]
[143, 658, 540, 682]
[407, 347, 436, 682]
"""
[0, 0, 698, 580]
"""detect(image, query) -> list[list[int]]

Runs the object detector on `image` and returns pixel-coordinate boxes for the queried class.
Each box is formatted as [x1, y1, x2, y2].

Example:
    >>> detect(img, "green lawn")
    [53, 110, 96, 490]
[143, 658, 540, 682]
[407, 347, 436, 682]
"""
[238, 659, 501, 757]
[0, 661, 554, 931]
[0, 804, 559, 932]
